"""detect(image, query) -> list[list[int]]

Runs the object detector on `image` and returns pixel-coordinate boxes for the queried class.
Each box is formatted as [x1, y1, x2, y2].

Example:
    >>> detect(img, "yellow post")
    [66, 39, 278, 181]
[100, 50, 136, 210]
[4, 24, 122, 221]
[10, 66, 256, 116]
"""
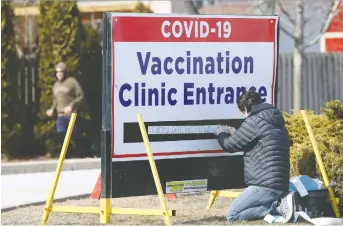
[207, 191, 219, 209]
[300, 110, 341, 218]
[100, 198, 111, 224]
[136, 114, 172, 226]
[41, 113, 78, 225]
[206, 190, 241, 209]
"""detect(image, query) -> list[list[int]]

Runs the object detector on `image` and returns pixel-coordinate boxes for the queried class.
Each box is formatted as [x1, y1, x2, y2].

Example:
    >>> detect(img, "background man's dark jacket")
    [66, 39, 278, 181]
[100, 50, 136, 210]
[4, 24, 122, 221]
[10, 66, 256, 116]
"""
[217, 103, 290, 192]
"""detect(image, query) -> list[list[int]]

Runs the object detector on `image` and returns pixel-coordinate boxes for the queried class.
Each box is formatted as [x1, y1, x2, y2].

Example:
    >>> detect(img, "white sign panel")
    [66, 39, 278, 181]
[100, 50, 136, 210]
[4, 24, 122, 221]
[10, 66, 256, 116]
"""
[111, 14, 279, 161]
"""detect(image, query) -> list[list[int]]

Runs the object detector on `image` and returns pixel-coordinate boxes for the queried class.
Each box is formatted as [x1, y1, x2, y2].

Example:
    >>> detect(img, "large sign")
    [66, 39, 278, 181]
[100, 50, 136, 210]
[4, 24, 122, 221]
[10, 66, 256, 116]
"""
[102, 13, 279, 197]
[112, 14, 279, 161]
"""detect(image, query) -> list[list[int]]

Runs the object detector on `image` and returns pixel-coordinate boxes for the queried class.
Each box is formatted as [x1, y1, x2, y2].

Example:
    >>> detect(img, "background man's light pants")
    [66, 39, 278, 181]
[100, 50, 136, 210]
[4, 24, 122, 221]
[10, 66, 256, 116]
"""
[227, 185, 286, 221]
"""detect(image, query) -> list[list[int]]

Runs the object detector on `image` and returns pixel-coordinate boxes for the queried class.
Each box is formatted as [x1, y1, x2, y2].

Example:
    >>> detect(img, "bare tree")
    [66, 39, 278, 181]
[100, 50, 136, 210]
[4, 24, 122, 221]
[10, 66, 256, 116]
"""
[255, 0, 341, 111]
[252, 0, 276, 15]
[182, 0, 201, 14]
[183, 0, 341, 111]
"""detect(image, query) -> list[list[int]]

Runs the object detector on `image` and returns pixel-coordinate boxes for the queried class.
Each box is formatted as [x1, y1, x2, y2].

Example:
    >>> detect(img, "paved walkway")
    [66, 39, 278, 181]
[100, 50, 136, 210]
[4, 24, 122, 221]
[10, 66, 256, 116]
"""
[1, 169, 100, 210]
[1, 158, 100, 175]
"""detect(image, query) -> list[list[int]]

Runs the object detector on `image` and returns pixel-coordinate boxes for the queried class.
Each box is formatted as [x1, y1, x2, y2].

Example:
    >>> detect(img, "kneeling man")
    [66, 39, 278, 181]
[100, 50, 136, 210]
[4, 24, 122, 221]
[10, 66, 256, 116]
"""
[214, 90, 295, 223]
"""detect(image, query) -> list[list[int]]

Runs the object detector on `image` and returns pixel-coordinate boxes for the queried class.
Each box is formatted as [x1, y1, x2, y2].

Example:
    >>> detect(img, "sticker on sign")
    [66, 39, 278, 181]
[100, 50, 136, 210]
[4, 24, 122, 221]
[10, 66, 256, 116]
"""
[166, 179, 208, 194]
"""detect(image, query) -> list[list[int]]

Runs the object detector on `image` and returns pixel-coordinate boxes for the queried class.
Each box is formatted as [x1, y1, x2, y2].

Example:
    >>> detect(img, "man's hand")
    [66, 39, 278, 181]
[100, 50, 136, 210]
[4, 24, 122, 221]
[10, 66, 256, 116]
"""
[63, 106, 72, 114]
[214, 125, 236, 136]
[227, 126, 236, 135]
[214, 125, 230, 136]
[46, 109, 53, 117]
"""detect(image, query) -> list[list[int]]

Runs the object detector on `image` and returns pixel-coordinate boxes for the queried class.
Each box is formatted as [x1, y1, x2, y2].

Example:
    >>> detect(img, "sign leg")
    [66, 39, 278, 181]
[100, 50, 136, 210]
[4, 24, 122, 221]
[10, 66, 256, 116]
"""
[137, 113, 172, 226]
[300, 110, 341, 218]
[100, 198, 111, 224]
[99, 130, 112, 224]
[206, 191, 219, 210]
[41, 113, 77, 225]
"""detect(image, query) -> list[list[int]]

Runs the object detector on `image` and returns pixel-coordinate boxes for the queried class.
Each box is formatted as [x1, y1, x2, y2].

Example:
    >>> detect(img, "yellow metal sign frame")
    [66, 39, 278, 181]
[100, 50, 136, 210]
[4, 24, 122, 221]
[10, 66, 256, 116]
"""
[41, 113, 175, 225]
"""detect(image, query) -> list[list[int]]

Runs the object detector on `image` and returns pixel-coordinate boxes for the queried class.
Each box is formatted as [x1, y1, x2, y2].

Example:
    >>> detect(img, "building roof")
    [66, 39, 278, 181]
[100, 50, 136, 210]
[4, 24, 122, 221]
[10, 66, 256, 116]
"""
[327, 3, 343, 32]
[14, 1, 141, 16]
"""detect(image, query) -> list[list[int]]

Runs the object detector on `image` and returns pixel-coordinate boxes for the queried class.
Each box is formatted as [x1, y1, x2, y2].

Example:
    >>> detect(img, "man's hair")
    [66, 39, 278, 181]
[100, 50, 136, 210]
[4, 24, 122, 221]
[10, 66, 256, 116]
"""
[53, 62, 69, 78]
[237, 90, 261, 113]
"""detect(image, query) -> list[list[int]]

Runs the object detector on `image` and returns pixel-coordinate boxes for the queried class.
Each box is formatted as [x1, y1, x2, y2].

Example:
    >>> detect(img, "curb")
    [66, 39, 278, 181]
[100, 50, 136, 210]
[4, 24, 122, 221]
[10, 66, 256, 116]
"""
[1, 194, 91, 212]
[1, 158, 100, 175]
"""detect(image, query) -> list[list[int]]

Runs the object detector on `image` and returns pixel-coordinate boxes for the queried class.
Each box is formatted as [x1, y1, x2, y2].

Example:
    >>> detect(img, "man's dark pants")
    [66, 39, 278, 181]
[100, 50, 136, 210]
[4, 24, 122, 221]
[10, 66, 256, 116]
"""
[55, 115, 83, 157]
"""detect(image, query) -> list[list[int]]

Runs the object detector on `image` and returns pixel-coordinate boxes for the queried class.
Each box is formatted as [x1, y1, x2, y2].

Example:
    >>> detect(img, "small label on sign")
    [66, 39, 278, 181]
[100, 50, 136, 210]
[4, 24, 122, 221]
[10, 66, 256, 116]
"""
[166, 179, 208, 193]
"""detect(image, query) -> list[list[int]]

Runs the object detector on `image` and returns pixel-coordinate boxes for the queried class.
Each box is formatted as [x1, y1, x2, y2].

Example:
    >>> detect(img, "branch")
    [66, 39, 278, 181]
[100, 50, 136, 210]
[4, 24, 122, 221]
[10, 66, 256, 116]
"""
[304, 17, 311, 25]
[304, 0, 341, 48]
[252, 0, 277, 15]
[253, 0, 296, 39]
[279, 21, 297, 39]
[278, 0, 295, 24]
[16, 44, 24, 59]
[183, 0, 200, 15]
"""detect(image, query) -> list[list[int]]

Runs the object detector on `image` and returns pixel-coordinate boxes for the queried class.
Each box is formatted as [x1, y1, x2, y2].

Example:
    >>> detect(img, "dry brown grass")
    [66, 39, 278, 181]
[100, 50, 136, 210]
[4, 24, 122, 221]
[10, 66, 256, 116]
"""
[1, 191, 310, 225]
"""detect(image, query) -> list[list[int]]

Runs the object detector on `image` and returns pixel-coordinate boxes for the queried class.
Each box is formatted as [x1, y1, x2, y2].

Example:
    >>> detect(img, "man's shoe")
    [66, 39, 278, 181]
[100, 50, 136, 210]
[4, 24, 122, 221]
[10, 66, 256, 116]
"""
[275, 192, 295, 223]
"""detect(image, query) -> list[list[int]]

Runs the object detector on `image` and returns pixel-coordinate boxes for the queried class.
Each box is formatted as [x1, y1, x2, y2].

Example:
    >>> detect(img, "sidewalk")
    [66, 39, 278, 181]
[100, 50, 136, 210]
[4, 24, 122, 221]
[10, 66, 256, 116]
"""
[1, 158, 100, 175]
[1, 169, 100, 210]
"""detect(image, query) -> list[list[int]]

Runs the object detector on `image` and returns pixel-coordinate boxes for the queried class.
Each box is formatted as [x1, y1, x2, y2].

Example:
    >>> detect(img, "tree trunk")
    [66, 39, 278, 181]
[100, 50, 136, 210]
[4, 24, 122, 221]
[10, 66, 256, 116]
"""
[293, 46, 302, 111]
[292, 0, 304, 111]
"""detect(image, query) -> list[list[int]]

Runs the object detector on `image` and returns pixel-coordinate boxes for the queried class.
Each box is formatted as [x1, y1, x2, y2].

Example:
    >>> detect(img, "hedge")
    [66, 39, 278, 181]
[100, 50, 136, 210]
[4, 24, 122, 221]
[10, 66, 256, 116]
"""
[285, 100, 343, 203]
[1, 1, 21, 156]
[134, 2, 154, 13]
[36, 0, 86, 156]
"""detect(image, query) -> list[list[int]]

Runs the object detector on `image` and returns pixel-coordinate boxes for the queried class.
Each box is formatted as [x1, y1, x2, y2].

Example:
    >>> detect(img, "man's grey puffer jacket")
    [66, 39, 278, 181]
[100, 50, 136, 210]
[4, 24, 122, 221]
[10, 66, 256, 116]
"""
[217, 103, 290, 192]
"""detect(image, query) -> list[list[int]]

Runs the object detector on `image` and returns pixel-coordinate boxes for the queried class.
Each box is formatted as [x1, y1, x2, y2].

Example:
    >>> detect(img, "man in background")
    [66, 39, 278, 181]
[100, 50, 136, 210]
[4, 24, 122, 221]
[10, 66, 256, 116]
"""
[214, 90, 295, 223]
[46, 62, 84, 157]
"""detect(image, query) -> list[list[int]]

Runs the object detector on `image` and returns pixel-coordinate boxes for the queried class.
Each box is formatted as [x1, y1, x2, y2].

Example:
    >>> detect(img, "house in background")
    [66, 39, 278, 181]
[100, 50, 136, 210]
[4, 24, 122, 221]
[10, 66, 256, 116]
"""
[12, 0, 172, 54]
[12, 0, 343, 55]
[320, 1, 343, 52]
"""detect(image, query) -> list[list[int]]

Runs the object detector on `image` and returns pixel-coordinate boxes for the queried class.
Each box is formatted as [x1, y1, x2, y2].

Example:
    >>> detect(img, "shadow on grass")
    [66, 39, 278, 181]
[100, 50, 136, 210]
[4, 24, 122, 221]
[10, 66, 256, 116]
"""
[181, 215, 227, 224]
[181, 216, 277, 225]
